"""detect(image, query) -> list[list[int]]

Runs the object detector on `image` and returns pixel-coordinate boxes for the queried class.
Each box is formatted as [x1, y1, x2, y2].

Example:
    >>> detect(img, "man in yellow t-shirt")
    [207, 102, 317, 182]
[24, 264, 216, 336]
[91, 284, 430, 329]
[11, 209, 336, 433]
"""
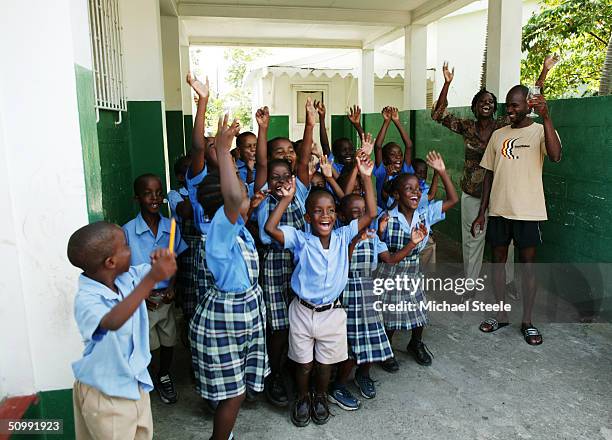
[471, 85, 562, 346]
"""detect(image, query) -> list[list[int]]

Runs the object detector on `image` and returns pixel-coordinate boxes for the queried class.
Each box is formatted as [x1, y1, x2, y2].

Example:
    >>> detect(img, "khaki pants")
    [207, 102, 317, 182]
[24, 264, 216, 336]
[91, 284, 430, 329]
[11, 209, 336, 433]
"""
[73, 381, 153, 440]
[461, 192, 514, 283]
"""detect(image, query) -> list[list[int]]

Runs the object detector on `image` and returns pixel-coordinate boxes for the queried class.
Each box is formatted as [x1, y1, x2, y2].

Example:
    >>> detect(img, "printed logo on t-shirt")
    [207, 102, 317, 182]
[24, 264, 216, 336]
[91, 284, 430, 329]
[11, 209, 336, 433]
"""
[501, 137, 530, 159]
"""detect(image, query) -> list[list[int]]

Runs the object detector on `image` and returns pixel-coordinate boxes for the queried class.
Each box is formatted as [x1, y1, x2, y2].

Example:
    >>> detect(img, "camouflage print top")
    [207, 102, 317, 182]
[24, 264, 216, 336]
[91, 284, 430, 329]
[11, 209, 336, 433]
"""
[431, 99, 510, 198]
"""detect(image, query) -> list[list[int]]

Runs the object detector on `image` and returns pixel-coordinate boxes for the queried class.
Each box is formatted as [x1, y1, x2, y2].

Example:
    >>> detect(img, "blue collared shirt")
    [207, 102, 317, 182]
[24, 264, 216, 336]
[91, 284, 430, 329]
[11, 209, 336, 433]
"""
[185, 166, 210, 234]
[384, 200, 445, 247]
[206, 208, 256, 292]
[256, 178, 309, 245]
[72, 265, 153, 400]
[236, 159, 256, 183]
[123, 213, 187, 289]
[326, 152, 345, 175]
[373, 162, 415, 209]
[167, 187, 189, 220]
[280, 219, 359, 305]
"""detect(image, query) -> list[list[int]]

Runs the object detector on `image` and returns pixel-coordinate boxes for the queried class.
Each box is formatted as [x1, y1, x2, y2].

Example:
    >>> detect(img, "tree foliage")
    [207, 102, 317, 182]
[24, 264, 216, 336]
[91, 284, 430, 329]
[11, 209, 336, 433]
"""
[521, 0, 612, 98]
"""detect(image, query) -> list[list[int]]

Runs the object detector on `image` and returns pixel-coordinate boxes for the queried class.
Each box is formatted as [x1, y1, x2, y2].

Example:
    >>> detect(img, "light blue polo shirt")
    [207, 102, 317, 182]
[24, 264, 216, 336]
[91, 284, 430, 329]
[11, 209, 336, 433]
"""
[167, 187, 189, 220]
[72, 265, 153, 400]
[280, 219, 359, 305]
[185, 166, 210, 234]
[236, 159, 256, 183]
[206, 208, 256, 292]
[123, 213, 187, 289]
[384, 200, 445, 247]
[256, 178, 309, 245]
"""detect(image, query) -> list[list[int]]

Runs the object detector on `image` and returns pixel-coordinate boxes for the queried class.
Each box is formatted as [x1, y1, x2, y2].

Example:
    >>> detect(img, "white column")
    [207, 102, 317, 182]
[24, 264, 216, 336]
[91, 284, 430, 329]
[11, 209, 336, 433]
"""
[485, 0, 522, 101]
[180, 45, 192, 118]
[0, 0, 92, 396]
[161, 16, 182, 112]
[359, 48, 375, 113]
[404, 24, 427, 110]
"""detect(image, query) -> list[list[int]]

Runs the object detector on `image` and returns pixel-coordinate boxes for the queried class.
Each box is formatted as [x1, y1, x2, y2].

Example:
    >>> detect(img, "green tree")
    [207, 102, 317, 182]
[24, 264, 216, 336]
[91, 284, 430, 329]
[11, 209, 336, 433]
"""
[521, 0, 612, 98]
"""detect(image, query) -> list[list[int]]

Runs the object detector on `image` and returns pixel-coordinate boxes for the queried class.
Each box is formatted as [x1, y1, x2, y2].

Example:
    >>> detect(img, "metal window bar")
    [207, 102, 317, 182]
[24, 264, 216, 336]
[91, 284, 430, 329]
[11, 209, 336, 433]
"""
[88, 0, 126, 118]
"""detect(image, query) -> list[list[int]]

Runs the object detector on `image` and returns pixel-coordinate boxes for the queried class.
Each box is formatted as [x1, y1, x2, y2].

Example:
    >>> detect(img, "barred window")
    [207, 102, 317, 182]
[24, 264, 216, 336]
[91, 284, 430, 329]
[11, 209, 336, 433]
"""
[88, 0, 126, 112]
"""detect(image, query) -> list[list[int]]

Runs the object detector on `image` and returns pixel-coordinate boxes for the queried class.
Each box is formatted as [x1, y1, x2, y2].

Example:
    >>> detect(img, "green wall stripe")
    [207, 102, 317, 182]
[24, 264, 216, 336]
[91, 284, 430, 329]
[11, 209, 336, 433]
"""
[183, 114, 193, 154]
[165, 110, 185, 189]
[22, 389, 74, 439]
[74, 64, 104, 222]
[268, 115, 290, 139]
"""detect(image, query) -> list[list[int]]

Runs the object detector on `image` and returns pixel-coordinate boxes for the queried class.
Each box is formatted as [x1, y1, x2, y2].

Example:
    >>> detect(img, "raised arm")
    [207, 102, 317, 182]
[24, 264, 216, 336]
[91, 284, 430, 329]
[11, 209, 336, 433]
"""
[187, 73, 210, 176]
[535, 54, 559, 93]
[432, 62, 453, 119]
[320, 155, 344, 198]
[253, 106, 269, 192]
[532, 95, 562, 162]
[215, 115, 243, 223]
[374, 107, 392, 166]
[426, 151, 458, 213]
[99, 249, 176, 331]
[356, 137, 376, 231]
[315, 100, 330, 157]
[427, 171, 439, 201]
[378, 224, 428, 264]
[296, 97, 316, 186]
[390, 106, 413, 168]
[348, 105, 365, 140]
[471, 170, 493, 237]
[264, 176, 296, 246]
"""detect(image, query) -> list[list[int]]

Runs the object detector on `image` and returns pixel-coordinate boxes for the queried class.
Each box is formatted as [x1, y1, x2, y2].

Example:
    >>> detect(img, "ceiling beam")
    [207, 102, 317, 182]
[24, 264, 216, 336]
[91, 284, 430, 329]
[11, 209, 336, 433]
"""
[178, 3, 411, 26]
[411, 0, 474, 25]
[189, 36, 363, 49]
[160, 0, 179, 16]
[363, 27, 405, 49]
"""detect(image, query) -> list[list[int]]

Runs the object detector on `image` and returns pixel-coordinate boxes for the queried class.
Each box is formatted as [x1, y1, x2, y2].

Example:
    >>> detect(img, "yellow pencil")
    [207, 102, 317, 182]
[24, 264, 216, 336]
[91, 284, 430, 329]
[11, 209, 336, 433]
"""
[168, 218, 176, 254]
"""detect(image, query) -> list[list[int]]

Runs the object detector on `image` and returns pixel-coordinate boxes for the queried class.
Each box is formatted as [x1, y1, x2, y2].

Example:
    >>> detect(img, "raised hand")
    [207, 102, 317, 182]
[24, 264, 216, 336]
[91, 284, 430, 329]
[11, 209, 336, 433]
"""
[281, 176, 297, 199]
[356, 150, 374, 176]
[543, 54, 560, 71]
[314, 100, 326, 118]
[305, 97, 317, 126]
[360, 132, 374, 156]
[382, 106, 392, 121]
[426, 150, 446, 173]
[320, 155, 333, 178]
[186, 73, 210, 99]
[390, 107, 400, 122]
[255, 106, 270, 129]
[353, 228, 375, 245]
[250, 190, 269, 210]
[530, 94, 549, 118]
[149, 248, 177, 282]
[215, 114, 240, 153]
[378, 212, 389, 236]
[348, 105, 362, 125]
[411, 223, 428, 245]
[442, 61, 454, 84]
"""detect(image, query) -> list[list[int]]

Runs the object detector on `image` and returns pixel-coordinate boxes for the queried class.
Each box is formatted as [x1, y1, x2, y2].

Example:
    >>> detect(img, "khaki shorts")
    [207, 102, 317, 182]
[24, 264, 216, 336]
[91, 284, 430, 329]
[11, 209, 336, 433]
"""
[73, 381, 152, 440]
[288, 298, 348, 365]
[148, 302, 177, 351]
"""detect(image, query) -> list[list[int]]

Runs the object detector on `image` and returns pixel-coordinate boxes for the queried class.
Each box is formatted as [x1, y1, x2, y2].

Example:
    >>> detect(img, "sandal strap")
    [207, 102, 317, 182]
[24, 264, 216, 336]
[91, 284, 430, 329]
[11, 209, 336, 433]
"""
[523, 327, 541, 336]
[482, 318, 499, 328]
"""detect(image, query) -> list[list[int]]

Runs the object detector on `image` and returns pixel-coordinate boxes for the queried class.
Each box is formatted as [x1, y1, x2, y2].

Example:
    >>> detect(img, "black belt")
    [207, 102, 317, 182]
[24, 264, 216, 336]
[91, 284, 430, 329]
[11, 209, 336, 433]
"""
[298, 298, 342, 312]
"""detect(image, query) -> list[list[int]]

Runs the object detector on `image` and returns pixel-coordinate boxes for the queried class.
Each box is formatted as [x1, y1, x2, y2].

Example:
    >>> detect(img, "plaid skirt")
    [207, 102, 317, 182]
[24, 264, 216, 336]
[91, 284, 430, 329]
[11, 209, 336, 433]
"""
[261, 247, 293, 331]
[176, 233, 201, 317]
[376, 263, 429, 331]
[195, 236, 213, 308]
[344, 273, 394, 364]
[189, 283, 270, 401]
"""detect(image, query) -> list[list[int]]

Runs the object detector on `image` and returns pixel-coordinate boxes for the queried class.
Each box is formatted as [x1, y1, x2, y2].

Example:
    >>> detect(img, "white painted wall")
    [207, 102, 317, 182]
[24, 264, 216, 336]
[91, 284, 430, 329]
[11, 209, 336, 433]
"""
[161, 16, 183, 111]
[0, 0, 91, 397]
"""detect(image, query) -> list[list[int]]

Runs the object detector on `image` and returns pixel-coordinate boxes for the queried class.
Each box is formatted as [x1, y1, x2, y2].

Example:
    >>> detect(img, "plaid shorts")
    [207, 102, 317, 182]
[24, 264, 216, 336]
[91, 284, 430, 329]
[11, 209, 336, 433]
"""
[189, 283, 270, 401]
[262, 247, 293, 331]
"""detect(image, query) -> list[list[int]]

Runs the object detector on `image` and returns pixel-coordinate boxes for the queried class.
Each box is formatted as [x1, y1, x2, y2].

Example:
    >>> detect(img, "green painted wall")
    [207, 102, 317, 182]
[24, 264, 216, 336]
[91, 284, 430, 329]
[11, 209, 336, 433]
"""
[127, 101, 168, 193]
[74, 64, 104, 222]
[268, 115, 290, 139]
[165, 110, 185, 189]
[331, 114, 360, 149]
[183, 114, 193, 153]
[22, 389, 74, 439]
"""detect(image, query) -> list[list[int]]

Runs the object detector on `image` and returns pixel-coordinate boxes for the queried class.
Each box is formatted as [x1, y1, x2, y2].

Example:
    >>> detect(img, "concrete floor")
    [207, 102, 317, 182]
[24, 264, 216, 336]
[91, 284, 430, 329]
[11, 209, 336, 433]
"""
[151, 236, 612, 440]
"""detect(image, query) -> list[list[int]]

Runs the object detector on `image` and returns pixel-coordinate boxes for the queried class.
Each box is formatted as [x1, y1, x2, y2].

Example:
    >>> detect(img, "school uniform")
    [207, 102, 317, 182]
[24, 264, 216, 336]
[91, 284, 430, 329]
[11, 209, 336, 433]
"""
[256, 178, 308, 331]
[344, 235, 394, 365]
[189, 208, 269, 401]
[236, 159, 256, 183]
[280, 219, 359, 365]
[123, 213, 187, 351]
[373, 162, 415, 209]
[378, 201, 445, 330]
[72, 265, 154, 440]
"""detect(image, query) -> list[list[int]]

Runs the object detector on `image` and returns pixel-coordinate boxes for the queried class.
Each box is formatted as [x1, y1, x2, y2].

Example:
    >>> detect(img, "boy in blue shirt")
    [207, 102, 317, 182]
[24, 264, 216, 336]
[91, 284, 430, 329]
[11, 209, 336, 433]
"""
[235, 131, 257, 184]
[123, 173, 187, 404]
[68, 221, 176, 439]
[265, 139, 377, 427]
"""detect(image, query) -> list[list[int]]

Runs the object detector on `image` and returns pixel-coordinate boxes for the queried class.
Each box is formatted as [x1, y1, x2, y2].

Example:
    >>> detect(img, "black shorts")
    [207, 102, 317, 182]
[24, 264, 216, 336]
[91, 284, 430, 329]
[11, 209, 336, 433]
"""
[486, 216, 542, 249]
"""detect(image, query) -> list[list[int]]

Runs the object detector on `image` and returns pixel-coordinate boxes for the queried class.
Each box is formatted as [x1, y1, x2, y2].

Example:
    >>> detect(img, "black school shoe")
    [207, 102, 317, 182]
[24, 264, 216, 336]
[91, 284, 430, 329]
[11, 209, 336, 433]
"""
[157, 374, 178, 404]
[407, 340, 433, 366]
[291, 395, 311, 427]
[380, 356, 400, 373]
[311, 393, 331, 425]
[264, 372, 289, 407]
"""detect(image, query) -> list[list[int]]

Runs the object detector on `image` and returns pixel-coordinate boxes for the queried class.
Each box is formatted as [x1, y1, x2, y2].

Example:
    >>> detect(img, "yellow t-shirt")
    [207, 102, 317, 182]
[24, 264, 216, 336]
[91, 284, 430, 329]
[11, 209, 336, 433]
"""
[480, 122, 548, 221]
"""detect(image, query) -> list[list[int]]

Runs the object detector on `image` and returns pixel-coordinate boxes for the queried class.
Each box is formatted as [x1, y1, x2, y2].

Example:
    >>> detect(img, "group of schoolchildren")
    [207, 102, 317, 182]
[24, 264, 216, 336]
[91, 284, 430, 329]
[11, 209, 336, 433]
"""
[68, 73, 458, 440]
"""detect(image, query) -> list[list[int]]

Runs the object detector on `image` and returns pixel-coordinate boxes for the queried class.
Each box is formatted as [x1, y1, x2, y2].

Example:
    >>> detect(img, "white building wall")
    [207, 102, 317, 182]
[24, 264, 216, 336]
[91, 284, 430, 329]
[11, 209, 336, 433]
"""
[0, 0, 91, 397]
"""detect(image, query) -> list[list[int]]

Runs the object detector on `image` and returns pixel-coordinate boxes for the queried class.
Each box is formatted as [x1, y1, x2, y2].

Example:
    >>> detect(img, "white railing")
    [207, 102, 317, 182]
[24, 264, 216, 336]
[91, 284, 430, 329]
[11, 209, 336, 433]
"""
[88, 0, 126, 123]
